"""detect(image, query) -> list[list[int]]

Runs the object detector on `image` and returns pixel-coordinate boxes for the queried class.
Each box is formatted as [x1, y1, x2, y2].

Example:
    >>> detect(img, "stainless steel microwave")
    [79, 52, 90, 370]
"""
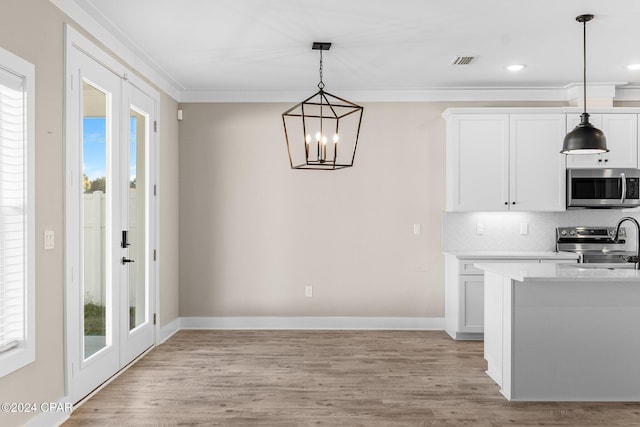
[567, 168, 640, 208]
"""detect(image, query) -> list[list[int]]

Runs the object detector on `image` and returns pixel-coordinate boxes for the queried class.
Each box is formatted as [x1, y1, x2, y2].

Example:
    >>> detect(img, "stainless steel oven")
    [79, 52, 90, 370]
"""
[567, 168, 640, 208]
[556, 226, 631, 263]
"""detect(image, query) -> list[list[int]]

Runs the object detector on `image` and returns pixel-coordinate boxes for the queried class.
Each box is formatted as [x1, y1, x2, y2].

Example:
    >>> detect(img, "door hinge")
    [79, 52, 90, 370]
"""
[153, 249, 157, 261]
[153, 184, 157, 196]
[153, 121, 157, 133]
[153, 313, 157, 325]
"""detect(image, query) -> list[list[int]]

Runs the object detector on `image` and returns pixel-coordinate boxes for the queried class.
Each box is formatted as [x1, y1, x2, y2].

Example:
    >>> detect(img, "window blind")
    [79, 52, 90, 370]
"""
[0, 66, 26, 355]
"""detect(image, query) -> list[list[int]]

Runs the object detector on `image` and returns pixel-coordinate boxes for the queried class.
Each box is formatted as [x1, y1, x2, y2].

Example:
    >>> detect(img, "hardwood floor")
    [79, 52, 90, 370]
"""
[64, 330, 640, 426]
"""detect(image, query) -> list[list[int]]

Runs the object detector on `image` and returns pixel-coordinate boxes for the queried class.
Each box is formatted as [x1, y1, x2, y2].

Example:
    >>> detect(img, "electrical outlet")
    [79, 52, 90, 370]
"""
[305, 285, 313, 298]
[476, 223, 484, 235]
[520, 223, 529, 235]
[413, 224, 421, 235]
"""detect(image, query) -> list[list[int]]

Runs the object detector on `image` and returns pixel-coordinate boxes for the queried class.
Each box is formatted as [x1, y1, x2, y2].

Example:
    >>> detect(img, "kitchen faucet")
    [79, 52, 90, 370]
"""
[614, 217, 640, 269]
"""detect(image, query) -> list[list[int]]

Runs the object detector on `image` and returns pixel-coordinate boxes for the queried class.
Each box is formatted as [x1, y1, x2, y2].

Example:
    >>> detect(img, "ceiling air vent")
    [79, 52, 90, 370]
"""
[451, 56, 475, 65]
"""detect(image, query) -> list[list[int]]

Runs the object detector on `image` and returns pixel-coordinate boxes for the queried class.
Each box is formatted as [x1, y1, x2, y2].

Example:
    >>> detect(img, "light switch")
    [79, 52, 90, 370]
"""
[44, 228, 55, 250]
[476, 223, 484, 235]
[413, 224, 421, 235]
[520, 223, 529, 235]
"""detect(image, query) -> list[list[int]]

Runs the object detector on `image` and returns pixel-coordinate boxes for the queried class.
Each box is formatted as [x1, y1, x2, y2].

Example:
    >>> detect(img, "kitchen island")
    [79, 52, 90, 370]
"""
[476, 262, 640, 401]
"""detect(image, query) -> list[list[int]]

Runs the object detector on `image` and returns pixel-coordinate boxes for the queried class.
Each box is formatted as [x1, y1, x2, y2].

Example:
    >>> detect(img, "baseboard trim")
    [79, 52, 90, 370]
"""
[25, 397, 72, 427]
[180, 316, 445, 331]
[158, 317, 181, 344]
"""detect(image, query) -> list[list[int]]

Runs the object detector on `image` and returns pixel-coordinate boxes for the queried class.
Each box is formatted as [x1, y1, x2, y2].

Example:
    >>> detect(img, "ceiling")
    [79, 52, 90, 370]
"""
[70, 0, 640, 101]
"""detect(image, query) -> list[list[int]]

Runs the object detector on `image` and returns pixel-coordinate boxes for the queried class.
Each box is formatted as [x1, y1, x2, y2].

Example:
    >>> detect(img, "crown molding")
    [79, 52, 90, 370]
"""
[181, 83, 640, 104]
[49, 0, 183, 101]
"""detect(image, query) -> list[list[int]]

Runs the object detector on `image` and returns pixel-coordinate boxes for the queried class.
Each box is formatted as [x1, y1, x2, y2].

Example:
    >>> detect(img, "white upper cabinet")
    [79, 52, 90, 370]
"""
[565, 113, 638, 168]
[445, 111, 565, 212]
[446, 114, 509, 211]
[509, 114, 566, 211]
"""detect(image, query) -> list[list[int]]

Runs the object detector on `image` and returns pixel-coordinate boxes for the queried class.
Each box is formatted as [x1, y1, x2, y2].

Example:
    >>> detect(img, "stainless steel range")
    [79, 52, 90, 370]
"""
[556, 226, 633, 263]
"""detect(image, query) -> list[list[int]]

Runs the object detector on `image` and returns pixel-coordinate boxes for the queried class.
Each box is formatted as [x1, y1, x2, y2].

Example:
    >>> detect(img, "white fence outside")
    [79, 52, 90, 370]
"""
[82, 191, 141, 309]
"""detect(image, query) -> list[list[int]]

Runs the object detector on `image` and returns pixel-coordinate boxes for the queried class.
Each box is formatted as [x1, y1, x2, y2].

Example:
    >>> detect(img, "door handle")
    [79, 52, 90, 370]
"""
[121, 257, 135, 264]
[621, 173, 627, 204]
[121, 230, 131, 248]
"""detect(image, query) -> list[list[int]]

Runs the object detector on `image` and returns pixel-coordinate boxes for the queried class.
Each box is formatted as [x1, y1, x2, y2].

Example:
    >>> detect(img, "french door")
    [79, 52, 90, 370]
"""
[66, 36, 157, 403]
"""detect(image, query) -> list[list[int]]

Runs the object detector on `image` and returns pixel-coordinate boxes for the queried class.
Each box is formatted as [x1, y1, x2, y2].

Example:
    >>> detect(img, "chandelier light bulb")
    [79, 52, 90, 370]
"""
[305, 134, 311, 144]
[333, 134, 339, 143]
[315, 131, 321, 141]
[322, 136, 327, 145]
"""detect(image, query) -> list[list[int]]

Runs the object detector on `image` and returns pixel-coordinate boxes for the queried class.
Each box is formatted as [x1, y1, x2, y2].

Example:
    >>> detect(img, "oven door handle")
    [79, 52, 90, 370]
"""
[621, 172, 627, 204]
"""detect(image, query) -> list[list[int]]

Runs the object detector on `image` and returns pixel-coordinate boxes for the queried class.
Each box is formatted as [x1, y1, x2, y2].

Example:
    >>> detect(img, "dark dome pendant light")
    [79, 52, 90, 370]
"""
[561, 14, 608, 155]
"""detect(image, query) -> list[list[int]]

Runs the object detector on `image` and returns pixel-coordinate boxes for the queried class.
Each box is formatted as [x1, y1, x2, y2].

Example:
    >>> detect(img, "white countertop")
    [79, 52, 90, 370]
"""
[443, 251, 580, 260]
[476, 262, 640, 282]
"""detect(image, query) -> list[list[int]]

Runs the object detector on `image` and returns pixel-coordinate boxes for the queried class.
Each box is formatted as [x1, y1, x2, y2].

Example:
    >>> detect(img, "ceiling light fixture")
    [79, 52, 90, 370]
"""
[506, 64, 526, 72]
[627, 64, 640, 71]
[282, 42, 364, 170]
[561, 14, 608, 155]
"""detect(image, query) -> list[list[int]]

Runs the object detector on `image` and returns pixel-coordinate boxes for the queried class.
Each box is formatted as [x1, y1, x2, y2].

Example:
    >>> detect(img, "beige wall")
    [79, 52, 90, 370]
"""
[179, 102, 441, 316]
[0, 1, 179, 425]
[178, 101, 561, 318]
[160, 92, 180, 324]
[0, 2, 65, 425]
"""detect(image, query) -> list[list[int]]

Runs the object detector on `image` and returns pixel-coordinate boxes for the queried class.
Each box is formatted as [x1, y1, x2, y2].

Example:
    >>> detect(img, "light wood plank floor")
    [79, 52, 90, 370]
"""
[65, 330, 640, 426]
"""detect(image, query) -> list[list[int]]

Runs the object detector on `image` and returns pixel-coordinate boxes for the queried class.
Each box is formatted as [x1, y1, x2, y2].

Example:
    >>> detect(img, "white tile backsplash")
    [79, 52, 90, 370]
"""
[442, 210, 640, 252]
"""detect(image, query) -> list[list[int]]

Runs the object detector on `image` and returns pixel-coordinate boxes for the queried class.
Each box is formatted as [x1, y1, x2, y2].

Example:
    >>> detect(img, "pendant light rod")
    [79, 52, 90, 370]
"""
[577, 14, 593, 115]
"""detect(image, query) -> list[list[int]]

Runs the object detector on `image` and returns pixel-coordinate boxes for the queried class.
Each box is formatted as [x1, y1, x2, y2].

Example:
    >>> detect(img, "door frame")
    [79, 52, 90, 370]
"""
[64, 24, 161, 402]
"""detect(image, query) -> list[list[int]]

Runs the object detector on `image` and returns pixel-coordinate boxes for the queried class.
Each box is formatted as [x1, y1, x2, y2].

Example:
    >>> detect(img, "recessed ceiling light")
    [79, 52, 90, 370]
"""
[627, 64, 640, 71]
[506, 64, 526, 72]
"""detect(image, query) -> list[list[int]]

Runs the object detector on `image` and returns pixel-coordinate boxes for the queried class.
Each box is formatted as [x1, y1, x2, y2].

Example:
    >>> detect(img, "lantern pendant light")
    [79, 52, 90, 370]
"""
[282, 42, 364, 170]
[561, 14, 608, 155]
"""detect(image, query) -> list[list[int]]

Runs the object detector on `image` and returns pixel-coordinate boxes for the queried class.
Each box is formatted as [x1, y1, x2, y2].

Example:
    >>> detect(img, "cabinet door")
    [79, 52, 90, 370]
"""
[565, 114, 603, 168]
[448, 115, 509, 211]
[601, 114, 638, 168]
[510, 114, 566, 211]
[461, 277, 484, 332]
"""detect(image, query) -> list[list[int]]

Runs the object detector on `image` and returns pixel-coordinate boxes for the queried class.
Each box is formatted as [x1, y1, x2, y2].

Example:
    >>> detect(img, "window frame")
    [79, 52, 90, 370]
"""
[0, 46, 35, 378]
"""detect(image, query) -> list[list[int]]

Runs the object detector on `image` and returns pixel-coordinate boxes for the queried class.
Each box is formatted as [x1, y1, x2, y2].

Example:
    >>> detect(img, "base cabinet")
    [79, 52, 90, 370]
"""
[444, 254, 578, 340]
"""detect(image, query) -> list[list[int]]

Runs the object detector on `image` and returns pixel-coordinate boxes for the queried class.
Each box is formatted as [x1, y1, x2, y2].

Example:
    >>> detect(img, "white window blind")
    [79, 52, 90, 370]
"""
[0, 47, 33, 379]
[0, 67, 26, 356]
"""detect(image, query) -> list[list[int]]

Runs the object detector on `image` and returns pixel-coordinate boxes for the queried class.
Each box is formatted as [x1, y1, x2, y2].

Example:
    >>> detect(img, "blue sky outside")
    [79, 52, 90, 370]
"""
[83, 117, 137, 181]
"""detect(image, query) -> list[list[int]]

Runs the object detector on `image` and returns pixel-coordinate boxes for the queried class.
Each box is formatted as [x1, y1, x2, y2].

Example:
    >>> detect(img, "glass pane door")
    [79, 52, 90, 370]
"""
[66, 28, 157, 405]
[127, 107, 146, 331]
[82, 80, 111, 360]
